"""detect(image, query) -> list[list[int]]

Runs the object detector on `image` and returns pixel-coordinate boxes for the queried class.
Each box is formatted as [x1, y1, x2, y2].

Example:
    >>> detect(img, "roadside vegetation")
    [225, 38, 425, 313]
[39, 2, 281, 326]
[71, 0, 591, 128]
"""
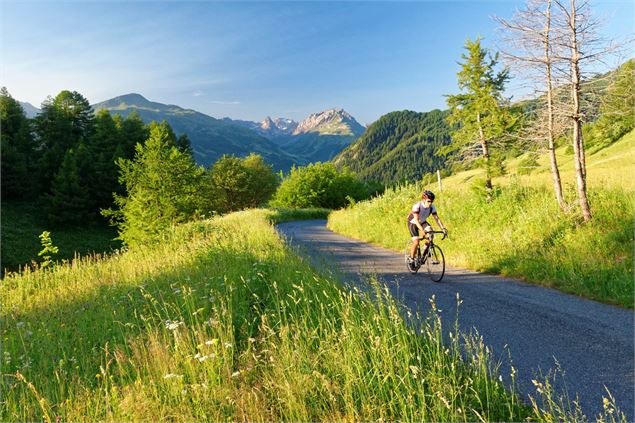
[329, 130, 634, 308]
[2, 209, 624, 421]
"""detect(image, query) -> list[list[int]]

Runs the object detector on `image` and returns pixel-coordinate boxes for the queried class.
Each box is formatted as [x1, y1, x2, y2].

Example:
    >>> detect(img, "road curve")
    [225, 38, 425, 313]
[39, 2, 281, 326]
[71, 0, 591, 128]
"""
[276, 220, 634, 421]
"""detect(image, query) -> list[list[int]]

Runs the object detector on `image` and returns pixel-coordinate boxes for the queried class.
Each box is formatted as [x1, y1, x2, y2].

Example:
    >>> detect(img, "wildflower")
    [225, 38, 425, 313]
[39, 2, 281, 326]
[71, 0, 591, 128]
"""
[248, 337, 256, 343]
[205, 339, 218, 346]
[224, 342, 233, 349]
[231, 371, 240, 378]
[16, 322, 25, 328]
[165, 320, 184, 331]
[163, 373, 183, 379]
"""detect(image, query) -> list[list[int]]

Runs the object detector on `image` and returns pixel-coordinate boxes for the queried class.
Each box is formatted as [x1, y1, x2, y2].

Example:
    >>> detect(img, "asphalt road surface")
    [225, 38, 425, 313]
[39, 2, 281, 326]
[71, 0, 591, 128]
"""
[276, 220, 634, 421]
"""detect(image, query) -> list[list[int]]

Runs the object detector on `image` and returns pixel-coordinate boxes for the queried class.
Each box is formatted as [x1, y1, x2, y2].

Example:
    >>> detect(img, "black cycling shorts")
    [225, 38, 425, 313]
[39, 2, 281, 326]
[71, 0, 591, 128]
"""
[407, 221, 431, 238]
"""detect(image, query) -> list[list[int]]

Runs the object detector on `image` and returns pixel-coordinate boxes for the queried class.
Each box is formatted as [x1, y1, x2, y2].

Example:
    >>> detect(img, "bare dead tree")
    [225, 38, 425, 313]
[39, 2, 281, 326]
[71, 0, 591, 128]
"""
[495, 0, 567, 211]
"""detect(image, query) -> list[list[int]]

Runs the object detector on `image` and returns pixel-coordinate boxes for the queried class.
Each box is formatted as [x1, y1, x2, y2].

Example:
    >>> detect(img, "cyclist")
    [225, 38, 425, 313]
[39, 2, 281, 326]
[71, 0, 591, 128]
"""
[407, 190, 448, 269]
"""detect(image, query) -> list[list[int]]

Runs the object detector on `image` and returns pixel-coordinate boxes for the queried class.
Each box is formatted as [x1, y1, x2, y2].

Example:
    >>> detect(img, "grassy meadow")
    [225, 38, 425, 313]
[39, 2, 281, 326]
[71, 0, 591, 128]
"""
[329, 130, 635, 308]
[2, 208, 624, 422]
[1, 202, 121, 274]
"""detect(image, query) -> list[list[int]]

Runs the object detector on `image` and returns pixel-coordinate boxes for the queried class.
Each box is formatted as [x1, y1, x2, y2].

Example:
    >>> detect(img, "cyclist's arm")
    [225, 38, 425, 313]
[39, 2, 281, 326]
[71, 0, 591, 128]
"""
[432, 213, 447, 232]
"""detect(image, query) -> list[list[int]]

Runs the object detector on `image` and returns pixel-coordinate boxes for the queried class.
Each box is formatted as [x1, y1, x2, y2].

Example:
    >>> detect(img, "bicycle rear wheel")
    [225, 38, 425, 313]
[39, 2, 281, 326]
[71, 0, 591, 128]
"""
[426, 244, 445, 282]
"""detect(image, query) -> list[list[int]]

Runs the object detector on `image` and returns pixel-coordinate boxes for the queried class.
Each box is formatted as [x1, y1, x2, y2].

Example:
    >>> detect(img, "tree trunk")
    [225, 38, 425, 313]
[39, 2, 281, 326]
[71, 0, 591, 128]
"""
[477, 112, 493, 190]
[569, 0, 592, 221]
[544, 0, 566, 210]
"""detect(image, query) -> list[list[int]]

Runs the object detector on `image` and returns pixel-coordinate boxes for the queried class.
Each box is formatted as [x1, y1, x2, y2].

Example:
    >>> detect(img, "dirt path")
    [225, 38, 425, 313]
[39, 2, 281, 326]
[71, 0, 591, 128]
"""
[276, 220, 634, 421]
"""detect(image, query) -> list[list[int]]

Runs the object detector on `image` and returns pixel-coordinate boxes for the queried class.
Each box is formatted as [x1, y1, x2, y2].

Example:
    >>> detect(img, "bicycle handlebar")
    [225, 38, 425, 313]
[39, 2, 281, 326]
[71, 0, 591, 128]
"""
[419, 230, 447, 240]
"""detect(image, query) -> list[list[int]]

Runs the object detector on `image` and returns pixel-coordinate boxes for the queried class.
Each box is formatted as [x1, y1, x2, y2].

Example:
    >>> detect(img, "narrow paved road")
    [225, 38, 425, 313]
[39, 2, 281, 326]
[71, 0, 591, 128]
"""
[276, 220, 634, 421]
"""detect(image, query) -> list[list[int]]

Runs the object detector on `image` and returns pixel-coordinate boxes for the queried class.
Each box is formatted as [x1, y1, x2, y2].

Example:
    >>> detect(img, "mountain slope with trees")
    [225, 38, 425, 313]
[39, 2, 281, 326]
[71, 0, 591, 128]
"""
[333, 109, 452, 185]
[93, 94, 298, 171]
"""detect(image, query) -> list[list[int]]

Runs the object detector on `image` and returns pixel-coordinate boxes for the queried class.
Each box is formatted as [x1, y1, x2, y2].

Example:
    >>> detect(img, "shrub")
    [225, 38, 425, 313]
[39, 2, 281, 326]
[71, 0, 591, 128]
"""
[271, 162, 369, 209]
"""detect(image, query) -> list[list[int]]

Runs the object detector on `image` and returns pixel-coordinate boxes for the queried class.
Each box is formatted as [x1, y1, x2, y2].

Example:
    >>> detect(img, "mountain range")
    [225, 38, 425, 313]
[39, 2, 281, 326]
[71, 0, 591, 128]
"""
[90, 94, 364, 170]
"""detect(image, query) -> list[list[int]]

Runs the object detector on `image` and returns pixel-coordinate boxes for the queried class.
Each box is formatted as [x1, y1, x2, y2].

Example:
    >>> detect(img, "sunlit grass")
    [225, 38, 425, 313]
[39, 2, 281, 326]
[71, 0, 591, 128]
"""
[328, 132, 634, 307]
[2, 208, 624, 421]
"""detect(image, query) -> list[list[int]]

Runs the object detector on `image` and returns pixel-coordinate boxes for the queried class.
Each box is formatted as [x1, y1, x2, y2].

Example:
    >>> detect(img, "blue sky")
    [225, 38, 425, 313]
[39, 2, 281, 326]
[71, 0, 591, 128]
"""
[1, 1, 632, 125]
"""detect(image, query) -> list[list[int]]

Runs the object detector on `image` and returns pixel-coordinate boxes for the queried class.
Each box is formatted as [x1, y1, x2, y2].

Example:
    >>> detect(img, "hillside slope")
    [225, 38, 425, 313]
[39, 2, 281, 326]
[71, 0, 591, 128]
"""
[329, 130, 635, 307]
[334, 110, 452, 184]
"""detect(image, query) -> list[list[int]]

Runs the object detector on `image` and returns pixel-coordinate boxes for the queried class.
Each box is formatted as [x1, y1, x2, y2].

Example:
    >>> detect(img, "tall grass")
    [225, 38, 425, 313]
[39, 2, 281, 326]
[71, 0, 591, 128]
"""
[2, 208, 623, 421]
[328, 131, 635, 308]
[328, 180, 633, 308]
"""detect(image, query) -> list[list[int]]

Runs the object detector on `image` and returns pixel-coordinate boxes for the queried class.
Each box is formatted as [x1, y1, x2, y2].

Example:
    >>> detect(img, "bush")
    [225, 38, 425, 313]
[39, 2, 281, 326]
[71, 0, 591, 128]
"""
[208, 154, 278, 213]
[271, 162, 370, 209]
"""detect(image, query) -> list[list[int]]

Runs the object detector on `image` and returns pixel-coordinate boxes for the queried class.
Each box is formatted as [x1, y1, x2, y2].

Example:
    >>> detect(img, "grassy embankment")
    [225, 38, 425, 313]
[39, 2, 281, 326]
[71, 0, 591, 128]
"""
[329, 130, 635, 308]
[3, 208, 622, 421]
[1, 202, 121, 274]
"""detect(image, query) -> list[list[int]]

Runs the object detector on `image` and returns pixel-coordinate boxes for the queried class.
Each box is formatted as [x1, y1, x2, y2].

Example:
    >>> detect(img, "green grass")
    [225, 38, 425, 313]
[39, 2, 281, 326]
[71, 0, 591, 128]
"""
[328, 131, 635, 308]
[2, 209, 622, 421]
[1, 202, 121, 274]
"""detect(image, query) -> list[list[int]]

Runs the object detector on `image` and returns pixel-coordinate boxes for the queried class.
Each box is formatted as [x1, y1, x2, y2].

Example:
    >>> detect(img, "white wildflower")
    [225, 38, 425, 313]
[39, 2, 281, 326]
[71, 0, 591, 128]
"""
[16, 322, 25, 328]
[231, 371, 240, 378]
[163, 373, 183, 379]
[224, 342, 233, 349]
[165, 320, 184, 331]
[205, 339, 218, 346]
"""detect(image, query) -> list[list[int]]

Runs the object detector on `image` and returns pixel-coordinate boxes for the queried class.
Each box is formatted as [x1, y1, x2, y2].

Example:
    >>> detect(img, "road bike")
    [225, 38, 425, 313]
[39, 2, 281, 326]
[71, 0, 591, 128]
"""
[404, 230, 446, 282]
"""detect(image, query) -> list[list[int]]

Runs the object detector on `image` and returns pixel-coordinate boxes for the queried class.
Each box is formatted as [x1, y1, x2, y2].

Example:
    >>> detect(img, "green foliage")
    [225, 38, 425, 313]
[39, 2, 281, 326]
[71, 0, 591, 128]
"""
[271, 162, 369, 209]
[335, 110, 452, 185]
[445, 37, 517, 188]
[45, 146, 94, 225]
[37, 231, 59, 269]
[35, 90, 95, 194]
[1, 202, 120, 274]
[208, 153, 279, 212]
[3, 209, 625, 421]
[586, 59, 635, 150]
[0, 88, 37, 200]
[329, 180, 634, 308]
[106, 122, 209, 247]
[517, 153, 541, 175]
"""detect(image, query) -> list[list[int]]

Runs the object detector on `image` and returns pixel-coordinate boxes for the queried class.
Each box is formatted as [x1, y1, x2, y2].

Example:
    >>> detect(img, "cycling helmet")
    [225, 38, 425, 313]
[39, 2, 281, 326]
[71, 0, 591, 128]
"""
[422, 190, 435, 201]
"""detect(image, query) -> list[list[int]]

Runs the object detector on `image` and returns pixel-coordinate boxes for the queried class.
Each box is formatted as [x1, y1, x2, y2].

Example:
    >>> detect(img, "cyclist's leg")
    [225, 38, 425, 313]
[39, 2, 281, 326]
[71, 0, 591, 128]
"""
[421, 222, 433, 253]
[407, 222, 419, 259]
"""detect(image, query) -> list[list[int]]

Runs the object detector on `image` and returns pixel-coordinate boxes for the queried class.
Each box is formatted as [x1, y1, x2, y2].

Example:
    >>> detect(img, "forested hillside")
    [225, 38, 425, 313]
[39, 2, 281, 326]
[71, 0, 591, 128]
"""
[334, 110, 452, 185]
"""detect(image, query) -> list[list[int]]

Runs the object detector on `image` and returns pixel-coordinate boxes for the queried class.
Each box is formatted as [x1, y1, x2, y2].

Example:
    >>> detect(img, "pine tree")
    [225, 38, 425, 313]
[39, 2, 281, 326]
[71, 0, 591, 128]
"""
[176, 133, 193, 156]
[45, 148, 92, 225]
[35, 90, 94, 195]
[445, 38, 516, 191]
[89, 110, 121, 209]
[119, 111, 149, 158]
[1, 87, 36, 200]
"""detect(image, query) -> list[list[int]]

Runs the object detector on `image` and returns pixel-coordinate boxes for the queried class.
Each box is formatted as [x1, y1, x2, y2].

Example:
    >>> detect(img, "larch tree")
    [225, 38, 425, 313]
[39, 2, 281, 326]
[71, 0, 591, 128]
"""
[445, 37, 516, 192]
[495, 0, 567, 210]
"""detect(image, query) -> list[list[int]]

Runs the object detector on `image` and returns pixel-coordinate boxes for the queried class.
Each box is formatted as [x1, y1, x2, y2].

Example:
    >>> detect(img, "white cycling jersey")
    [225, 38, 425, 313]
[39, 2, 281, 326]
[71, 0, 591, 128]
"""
[408, 201, 437, 225]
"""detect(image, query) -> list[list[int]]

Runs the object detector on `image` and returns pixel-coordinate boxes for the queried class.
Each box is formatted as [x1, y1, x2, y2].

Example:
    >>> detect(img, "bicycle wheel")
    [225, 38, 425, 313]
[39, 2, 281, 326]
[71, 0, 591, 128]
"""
[404, 241, 419, 274]
[426, 244, 445, 282]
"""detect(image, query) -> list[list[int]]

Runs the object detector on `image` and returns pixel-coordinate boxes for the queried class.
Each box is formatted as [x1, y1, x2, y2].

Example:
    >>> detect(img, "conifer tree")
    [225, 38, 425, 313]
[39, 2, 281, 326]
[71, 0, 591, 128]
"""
[445, 38, 516, 191]
[106, 122, 208, 247]
[176, 133, 193, 156]
[119, 111, 149, 158]
[35, 90, 94, 194]
[89, 109, 122, 209]
[1, 87, 36, 200]
[46, 148, 92, 225]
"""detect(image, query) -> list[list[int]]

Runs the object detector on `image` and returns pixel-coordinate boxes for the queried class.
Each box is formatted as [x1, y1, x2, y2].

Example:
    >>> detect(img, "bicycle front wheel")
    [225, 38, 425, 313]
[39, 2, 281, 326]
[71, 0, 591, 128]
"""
[426, 244, 445, 282]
